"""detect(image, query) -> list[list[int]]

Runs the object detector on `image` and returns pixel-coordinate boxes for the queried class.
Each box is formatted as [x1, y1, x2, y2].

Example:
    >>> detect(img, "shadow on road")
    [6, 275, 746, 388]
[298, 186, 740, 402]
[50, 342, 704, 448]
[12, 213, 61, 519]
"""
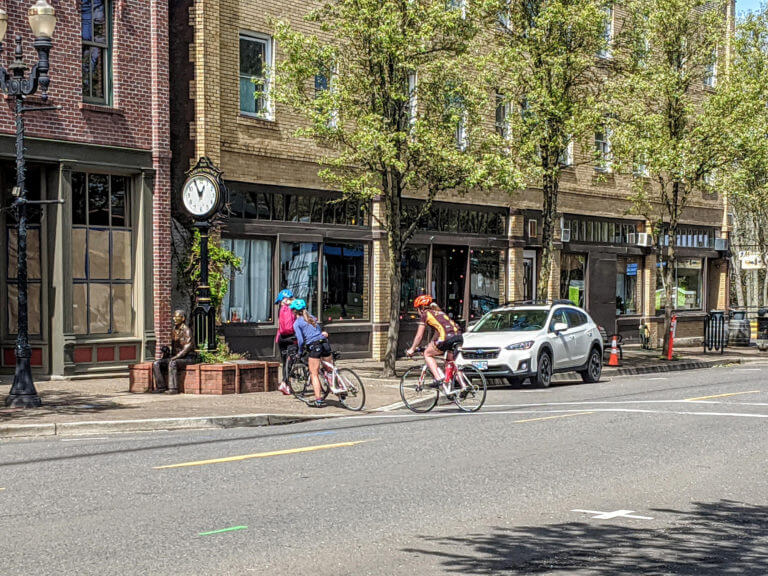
[403, 500, 768, 574]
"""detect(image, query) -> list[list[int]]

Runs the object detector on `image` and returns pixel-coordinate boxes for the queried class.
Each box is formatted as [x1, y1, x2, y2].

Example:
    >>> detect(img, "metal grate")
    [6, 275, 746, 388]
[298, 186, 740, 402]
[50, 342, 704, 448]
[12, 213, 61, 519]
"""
[461, 348, 500, 360]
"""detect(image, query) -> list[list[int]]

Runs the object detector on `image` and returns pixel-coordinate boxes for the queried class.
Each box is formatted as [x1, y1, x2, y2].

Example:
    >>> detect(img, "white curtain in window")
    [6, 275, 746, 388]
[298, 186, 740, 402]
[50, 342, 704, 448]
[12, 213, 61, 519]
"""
[223, 239, 272, 322]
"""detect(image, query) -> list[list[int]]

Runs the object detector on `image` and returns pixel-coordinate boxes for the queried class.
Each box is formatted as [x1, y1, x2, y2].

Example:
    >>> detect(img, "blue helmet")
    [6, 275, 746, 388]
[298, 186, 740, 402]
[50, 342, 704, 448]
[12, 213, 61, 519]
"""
[289, 299, 307, 311]
[275, 289, 294, 304]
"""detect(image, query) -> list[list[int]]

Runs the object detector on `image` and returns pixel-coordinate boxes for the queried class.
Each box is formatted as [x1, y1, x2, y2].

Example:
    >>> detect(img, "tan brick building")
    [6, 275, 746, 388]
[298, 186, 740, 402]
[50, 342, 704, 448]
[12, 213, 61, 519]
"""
[170, 1, 729, 361]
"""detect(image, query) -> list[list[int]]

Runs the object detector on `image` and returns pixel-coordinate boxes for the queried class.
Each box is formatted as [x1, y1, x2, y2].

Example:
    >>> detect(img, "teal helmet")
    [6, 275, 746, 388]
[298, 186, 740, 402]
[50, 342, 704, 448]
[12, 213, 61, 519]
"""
[275, 288, 293, 304]
[289, 299, 307, 311]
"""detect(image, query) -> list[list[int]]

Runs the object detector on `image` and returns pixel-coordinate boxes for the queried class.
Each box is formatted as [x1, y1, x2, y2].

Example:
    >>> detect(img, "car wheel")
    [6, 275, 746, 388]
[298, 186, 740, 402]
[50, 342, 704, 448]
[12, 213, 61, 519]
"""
[580, 347, 602, 383]
[532, 351, 552, 388]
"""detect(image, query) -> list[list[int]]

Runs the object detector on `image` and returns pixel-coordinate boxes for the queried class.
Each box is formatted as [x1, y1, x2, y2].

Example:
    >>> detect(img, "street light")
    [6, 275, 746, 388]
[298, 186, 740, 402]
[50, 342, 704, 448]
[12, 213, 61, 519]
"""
[2, 1, 56, 408]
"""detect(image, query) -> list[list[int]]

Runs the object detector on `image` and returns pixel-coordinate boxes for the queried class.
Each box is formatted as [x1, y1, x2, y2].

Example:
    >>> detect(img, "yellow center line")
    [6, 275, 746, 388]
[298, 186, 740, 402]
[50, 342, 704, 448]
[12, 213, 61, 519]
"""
[513, 412, 594, 424]
[684, 391, 760, 402]
[154, 440, 372, 469]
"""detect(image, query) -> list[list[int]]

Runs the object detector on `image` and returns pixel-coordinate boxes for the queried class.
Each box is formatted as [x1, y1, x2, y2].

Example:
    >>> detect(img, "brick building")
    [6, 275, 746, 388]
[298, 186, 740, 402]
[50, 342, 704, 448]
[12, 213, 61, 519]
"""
[0, 0, 170, 376]
[170, 1, 729, 362]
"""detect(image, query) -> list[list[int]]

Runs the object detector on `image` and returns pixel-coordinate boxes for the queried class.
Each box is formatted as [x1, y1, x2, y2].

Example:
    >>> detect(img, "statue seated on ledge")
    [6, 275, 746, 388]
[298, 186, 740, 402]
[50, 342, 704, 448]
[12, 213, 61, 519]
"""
[152, 310, 198, 394]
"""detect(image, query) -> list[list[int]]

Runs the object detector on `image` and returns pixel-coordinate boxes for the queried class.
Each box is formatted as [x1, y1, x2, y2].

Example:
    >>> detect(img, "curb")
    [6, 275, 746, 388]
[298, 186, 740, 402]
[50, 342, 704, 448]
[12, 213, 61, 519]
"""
[0, 413, 336, 440]
[607, 357, 744, 377]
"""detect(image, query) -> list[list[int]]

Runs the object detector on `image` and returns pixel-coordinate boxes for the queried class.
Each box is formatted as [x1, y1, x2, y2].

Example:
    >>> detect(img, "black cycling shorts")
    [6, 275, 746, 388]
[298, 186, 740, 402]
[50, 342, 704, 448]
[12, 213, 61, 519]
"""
[307, 339, 332, 359]
[435, 334, 463, 352]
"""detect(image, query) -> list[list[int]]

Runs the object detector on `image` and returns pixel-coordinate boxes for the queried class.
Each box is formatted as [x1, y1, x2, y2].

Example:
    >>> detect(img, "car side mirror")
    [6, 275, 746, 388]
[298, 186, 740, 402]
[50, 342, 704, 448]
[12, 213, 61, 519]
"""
[553, 322, 568, 334]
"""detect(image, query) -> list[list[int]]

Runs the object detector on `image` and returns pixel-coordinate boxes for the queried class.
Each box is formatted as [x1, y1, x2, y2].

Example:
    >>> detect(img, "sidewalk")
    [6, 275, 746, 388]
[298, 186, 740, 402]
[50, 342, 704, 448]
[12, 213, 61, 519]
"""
[0, 345, 764, 439]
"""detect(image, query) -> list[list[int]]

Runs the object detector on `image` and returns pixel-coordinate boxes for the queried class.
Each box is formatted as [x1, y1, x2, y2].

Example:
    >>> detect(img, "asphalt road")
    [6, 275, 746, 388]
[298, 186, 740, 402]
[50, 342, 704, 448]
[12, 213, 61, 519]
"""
[2, 364, 768, 575]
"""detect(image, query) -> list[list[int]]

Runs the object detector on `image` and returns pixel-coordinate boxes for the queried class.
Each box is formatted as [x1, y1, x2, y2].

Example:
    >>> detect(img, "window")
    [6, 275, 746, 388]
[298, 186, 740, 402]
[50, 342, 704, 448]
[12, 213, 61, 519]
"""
[616, 257, 641, 315]
[230, 188, 370, 227]
[447, 0, 467, 18]
[323, 243, 369, 322]
[473, 309, 548, 332]
[407, 71, 418, 133]
[315, 62, 338, 128]
[559, 140, 573, 167]
[401, 246, 428, 316]
[401, 201, 506, 236]
[655, 258, 703, 311]
[549, 309, 569, 332]
[565, 308, 587, 327]
[5, 165, 42, 337]
[470, 249, 500, 321]
[598, 5, 613, 59]
[240, 33, 273, 119]
[280, 242, 319, 317]
[595, 124, 612, 172]
[221, 239, 273, 323]
[498, 1, 511, 29]
[81, 0, 111, 103]
[495, 93, 510, 139]
[560, 254, 586, 306]
[71, 172, 132, 335]
[704, 50, 717, 88]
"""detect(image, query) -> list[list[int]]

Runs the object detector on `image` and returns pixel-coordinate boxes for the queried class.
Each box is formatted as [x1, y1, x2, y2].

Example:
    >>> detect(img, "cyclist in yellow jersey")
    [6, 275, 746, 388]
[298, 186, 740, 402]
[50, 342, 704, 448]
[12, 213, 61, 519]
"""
[406, 295, 463, 385]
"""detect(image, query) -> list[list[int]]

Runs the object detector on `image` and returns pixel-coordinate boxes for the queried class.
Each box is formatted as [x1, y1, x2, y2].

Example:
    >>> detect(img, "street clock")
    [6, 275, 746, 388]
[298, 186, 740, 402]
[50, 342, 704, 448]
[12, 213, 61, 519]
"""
[181, 157, 226, 221]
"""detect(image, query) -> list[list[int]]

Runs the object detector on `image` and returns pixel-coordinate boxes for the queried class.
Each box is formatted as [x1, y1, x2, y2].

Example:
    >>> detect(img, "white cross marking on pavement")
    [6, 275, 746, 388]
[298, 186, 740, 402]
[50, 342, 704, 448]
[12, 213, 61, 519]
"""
[572, 509, 654, 520]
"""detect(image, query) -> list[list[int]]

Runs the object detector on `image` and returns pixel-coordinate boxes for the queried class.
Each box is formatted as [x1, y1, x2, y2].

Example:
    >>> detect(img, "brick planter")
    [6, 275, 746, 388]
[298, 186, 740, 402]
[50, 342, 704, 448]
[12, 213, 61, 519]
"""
[128, 362, 154, 393]
[129, 360, 281, 394]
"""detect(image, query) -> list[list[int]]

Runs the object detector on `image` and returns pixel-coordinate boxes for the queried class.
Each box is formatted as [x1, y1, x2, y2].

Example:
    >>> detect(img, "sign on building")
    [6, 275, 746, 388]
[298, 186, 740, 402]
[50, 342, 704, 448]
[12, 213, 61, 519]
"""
[739, 251, 765, 270]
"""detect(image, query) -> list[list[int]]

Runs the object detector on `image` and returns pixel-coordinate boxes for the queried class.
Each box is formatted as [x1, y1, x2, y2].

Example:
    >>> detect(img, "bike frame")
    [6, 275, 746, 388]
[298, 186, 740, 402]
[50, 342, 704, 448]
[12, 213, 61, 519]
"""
[415, 350, 466, 396]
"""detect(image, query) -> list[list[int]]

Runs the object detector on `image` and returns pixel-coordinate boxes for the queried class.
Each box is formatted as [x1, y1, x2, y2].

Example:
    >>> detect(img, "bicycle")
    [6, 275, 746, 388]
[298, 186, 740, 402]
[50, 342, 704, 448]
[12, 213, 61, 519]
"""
[287, 350, 366, 411]
[399, 344, 487, 413]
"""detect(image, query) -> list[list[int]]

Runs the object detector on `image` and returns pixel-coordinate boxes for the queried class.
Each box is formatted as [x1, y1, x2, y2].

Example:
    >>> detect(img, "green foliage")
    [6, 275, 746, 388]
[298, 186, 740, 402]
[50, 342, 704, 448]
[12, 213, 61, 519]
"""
[188, 229, 242, 315]
[198, 336, 245, 364]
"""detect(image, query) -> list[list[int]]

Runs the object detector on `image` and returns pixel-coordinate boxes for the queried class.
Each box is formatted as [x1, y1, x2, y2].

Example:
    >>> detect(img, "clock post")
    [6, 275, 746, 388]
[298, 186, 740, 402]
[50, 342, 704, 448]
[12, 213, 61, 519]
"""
[180, 157, 227, 352]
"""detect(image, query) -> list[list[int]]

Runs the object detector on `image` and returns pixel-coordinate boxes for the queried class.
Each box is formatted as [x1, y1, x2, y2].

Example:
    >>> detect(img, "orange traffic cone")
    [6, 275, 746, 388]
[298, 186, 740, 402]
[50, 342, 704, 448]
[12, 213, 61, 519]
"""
[608, 335, 621, 366]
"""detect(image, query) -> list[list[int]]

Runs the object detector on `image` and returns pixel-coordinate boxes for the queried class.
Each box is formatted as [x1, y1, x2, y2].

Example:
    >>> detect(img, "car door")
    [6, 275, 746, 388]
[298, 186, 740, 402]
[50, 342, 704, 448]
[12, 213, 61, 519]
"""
[547, 309, 570, 369]
[564, 309, 590, 367]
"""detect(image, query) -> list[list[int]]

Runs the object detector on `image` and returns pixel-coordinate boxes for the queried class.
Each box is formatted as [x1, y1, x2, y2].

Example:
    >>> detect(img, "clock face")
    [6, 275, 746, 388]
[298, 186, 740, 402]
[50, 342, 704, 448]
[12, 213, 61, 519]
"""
[182, 174, 219, 218]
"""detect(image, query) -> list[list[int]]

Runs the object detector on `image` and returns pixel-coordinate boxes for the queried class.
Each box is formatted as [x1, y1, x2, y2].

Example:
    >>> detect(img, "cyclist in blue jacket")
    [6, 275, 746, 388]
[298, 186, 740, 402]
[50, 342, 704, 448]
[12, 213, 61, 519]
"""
[290, 299, 332, 408]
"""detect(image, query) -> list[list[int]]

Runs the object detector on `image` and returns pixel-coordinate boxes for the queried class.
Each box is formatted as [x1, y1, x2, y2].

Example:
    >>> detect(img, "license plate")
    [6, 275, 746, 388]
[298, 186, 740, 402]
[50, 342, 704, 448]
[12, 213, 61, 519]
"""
[472, 361, 488, 371]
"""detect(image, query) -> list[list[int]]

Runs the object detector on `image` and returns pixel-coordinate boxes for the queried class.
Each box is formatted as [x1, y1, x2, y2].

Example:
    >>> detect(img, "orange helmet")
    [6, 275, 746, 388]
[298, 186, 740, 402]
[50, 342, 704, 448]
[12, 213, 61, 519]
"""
[413, 294, 433, 308]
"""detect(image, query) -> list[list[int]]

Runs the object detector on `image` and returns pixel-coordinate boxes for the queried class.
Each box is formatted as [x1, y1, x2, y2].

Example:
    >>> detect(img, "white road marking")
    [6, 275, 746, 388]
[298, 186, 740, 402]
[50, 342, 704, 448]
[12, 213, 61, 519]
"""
[647, 377, 668, 380]
[61, 437, 110, 442]
[572, 509, 654, 520]
[736, 368, 762, 372]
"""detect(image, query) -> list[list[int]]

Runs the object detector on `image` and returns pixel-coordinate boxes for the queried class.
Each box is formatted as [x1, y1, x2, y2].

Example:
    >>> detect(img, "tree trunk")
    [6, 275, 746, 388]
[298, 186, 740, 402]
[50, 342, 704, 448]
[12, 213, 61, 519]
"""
[661, 231, 677, 358]
[382, 176, 403, 377]
[537, 170, 559, 301]
[730, 255, 745, 308]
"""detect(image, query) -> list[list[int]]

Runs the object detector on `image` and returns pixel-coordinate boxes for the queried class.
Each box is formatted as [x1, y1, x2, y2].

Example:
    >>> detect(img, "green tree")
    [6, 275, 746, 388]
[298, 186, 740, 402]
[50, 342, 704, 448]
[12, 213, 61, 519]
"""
[609, 0, 733, 355]
[274, 0, 521, 374]
[480, 0, 610, 300]
[188, 229, 242, 318]
[713, 8, 768, 308]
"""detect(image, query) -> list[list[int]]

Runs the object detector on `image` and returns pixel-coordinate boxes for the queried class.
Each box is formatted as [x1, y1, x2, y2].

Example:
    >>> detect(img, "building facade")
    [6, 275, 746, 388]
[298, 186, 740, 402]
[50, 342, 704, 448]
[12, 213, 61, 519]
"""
[0, 0, 170, 376]
[170, 1, 729, 362]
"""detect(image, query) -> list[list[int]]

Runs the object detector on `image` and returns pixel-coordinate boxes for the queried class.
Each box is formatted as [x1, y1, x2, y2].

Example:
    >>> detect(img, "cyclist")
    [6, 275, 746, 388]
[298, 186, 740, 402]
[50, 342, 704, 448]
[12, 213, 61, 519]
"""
[406, 295, 464, 388]
[290, 299, 332, 408]
[274, 288, 296, 396]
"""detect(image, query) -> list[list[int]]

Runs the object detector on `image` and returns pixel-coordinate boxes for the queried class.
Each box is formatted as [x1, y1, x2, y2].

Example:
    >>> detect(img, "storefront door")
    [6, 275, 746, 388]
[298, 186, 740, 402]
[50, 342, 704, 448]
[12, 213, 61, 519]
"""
[523, 250, 537, 301]
[431, 246, 468, 324]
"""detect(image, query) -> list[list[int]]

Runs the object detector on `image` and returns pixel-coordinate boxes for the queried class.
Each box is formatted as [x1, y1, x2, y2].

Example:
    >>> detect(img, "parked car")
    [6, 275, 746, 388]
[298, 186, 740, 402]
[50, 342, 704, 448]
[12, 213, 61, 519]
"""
[456, 301, 604, 388]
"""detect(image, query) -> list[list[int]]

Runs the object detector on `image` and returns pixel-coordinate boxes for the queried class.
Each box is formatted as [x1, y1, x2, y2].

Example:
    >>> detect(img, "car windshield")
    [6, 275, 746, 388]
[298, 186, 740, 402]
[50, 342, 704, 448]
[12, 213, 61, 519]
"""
[471, 309, 548, 332]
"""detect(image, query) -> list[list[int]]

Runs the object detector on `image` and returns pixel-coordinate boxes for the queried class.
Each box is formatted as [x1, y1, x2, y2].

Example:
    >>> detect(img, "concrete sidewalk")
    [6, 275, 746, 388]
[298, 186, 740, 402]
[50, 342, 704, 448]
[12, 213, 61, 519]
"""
[0, 345, 764, 439]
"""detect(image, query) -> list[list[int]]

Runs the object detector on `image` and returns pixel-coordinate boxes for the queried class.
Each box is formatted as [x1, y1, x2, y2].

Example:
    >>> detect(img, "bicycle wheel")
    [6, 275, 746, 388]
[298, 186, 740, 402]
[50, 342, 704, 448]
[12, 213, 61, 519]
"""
[288, 361, 310, 397]
[399, 366, 439, 413]
[453, 365, 487, 413]
[336, 368, 366, 411]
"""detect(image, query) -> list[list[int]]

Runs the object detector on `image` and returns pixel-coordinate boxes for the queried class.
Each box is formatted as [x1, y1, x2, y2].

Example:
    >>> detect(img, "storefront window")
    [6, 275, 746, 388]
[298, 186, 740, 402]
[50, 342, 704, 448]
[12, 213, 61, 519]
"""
[280, 242, 319, 317]
[616, 257, 641, 315]
[401, 246, 428, 317]
[560, 254, 586, 307]
[401, 200, 506, 236]
[322, 242, 369, 322]
[221, 239, 273, 323]
[470, 249, 500, 320]
[655, 258, 703, 311]
[71, 172, 133, 335]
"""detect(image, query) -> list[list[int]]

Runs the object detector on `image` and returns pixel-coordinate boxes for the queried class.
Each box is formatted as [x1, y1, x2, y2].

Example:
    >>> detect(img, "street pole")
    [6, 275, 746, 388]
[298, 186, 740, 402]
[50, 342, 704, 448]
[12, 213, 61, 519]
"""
[0, 2, 57, 408]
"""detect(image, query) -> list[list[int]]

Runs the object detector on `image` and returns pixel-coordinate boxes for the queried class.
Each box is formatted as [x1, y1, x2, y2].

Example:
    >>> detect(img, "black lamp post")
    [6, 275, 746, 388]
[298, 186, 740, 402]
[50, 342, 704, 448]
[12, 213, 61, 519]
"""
[2, 1, 57, 408]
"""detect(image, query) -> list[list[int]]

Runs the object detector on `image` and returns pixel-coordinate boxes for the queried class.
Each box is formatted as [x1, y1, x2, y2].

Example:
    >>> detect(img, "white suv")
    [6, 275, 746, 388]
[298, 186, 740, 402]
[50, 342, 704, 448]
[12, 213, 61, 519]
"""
[456, 302, 603, 387]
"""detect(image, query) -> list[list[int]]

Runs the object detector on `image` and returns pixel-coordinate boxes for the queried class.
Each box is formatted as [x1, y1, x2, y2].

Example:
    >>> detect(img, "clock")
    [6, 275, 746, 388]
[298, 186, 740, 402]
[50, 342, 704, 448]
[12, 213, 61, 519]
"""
[182, 173, 220, 219]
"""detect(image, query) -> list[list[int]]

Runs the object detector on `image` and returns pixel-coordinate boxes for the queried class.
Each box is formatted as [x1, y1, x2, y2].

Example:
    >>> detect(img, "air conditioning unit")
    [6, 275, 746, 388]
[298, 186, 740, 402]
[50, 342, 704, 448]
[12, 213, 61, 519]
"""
[637, 232, 652, 247]
[561, 228, 571, 243]
[715, 238, 729, 251]
[627, 233, 637, 245]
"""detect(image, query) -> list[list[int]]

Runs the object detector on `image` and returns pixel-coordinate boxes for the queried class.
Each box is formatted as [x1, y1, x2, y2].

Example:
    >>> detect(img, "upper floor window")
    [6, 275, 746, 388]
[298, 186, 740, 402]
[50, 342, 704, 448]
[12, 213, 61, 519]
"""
[704, 50, 717, 88]
[240, 33, 273, 119]
[407, 71, 418, 133]
[81, 0, 112, 104]
[447, 0, 467, 18]
[598, 5, 613, 59]
[594, 124, 612, 172]
[495, 92, 510, 140]
[558, 139, 574, 167]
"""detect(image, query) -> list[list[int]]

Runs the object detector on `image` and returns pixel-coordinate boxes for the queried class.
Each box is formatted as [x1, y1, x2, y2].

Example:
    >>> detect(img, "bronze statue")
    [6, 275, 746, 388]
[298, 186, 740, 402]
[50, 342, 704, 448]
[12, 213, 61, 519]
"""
[152, 310, 197, 394]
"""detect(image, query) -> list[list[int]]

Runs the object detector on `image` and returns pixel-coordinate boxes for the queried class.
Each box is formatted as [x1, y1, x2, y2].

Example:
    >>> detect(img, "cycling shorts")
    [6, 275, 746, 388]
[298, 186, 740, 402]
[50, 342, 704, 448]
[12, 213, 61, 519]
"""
[307, 339, 332, 359]
[435, 334, 463, 352]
